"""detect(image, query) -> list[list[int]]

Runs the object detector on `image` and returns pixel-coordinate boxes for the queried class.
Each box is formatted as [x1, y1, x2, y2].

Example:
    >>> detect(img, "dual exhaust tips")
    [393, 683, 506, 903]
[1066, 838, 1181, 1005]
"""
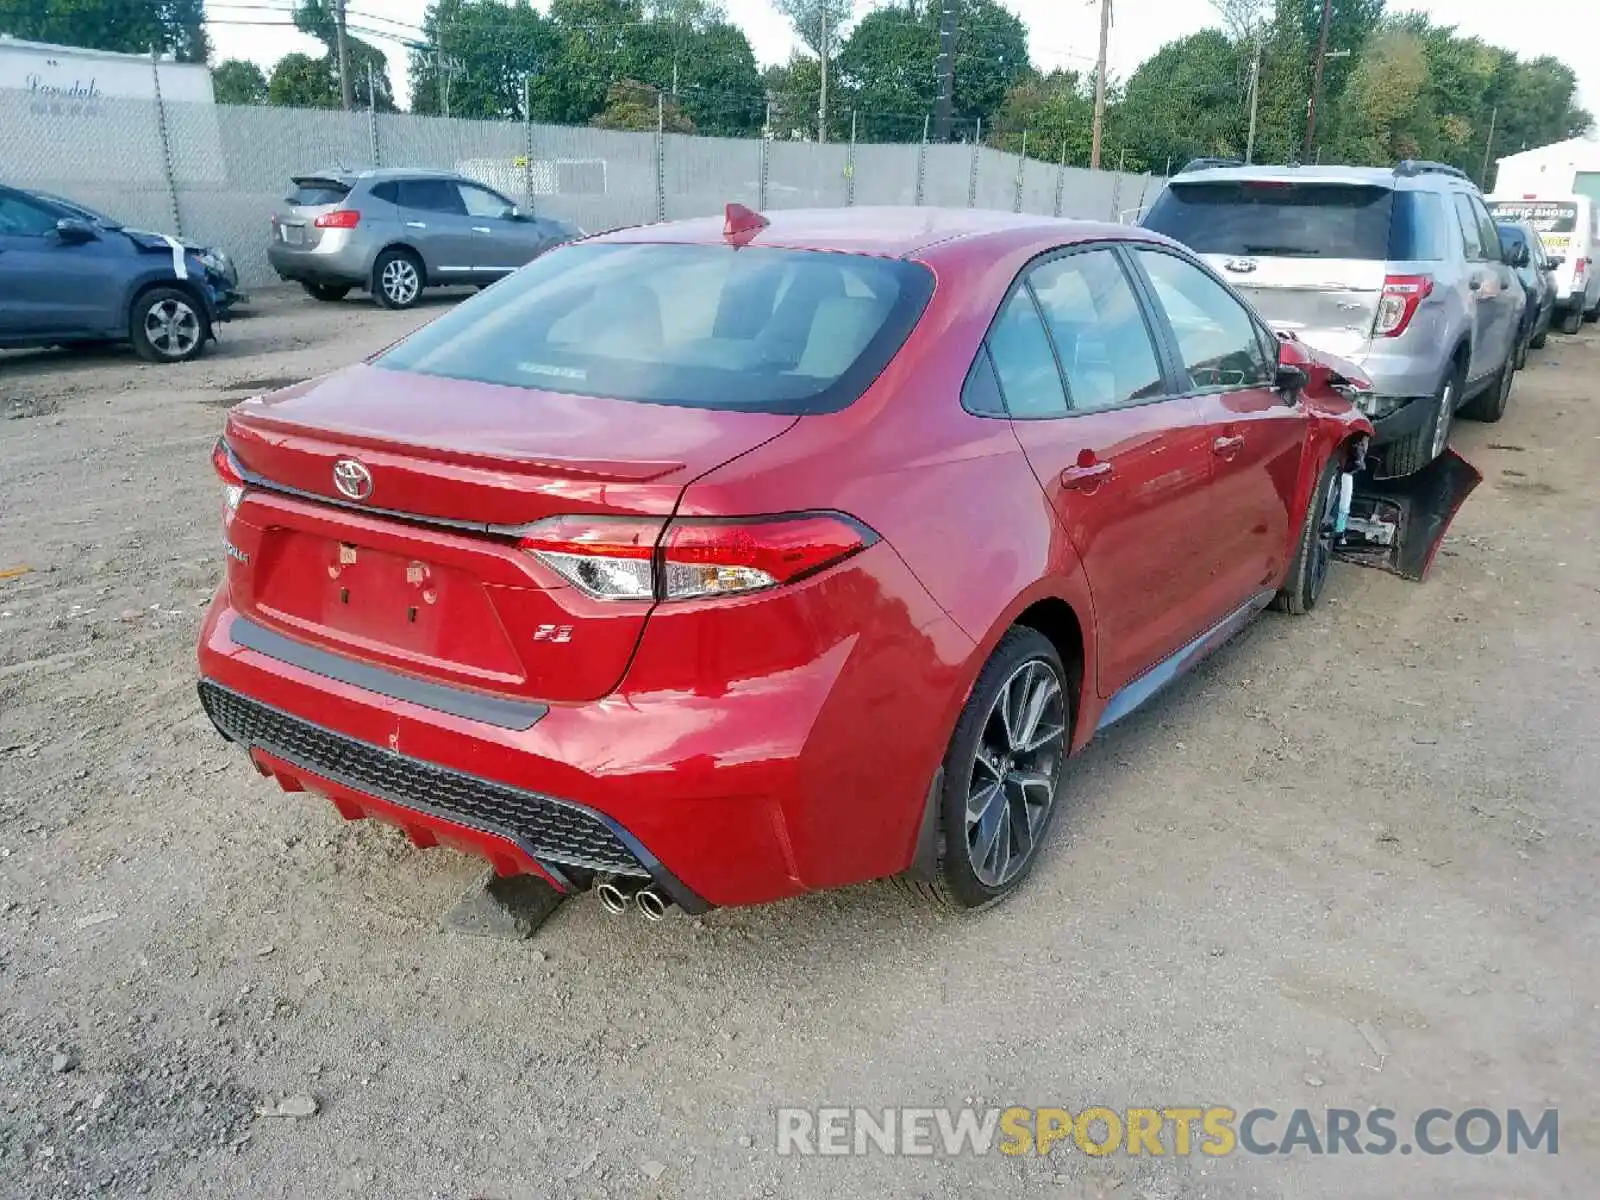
[596, 877, 672, 921]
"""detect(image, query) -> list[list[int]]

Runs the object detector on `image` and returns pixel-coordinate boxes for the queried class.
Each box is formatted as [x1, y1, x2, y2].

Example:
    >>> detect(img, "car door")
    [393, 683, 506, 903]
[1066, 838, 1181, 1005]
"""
[455, 181, 545, 275]
[1450, 192, 1512, 385]
[989, 245, 1222, 699]
[1129, 245, 1308, 607]
[1467, 193, 1520, 364]
[0, 189, 118, 336]
[395, 177, 475, 282]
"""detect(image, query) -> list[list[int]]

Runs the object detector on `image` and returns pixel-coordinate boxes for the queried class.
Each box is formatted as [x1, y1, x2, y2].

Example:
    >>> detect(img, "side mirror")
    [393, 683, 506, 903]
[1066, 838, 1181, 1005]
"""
[1509, 243, 1531, 269]
[55, 216, 98, 244]
[1546, 254, 1565, 269]
[500, 205, 524, 221]
[1274, 361, 1308, 395]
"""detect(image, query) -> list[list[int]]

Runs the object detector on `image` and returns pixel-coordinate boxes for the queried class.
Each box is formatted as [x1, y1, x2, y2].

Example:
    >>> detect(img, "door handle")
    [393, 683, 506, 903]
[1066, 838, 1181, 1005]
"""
[1213, 433, 1245, 457]
[472, 226, 493, 234]
[405, 221, 428, 229]
[1059, 461, 1113, 490]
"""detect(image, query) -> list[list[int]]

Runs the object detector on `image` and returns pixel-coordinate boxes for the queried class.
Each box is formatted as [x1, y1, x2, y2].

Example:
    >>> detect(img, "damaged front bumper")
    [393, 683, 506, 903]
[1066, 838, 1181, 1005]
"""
[1335, 449, 1482, 581]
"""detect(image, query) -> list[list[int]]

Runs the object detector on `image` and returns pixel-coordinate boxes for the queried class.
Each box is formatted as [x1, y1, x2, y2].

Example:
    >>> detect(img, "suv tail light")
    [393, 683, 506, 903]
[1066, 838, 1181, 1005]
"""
[519, 513, 876, 602]
[313, 209, 361, 229]
[1574, 257, 1589, 281]
[211, 437, 245, 518]
[1373, 274, 1433, 338]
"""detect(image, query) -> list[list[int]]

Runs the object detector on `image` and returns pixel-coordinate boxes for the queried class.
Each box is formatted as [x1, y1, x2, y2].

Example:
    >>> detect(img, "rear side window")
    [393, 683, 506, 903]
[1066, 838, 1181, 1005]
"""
[1390, 192, 1449, 261]
[369, 181, 399, 204]
[398, 179, 466, 214]
[1451, 194, 1486, 260]
[1028, 250, 1165, 411]
[285, 179, 350, 206]
[375, 243, 934, 415]
[1143, 181, 1404, 260]
[985, 290, 1069, 418]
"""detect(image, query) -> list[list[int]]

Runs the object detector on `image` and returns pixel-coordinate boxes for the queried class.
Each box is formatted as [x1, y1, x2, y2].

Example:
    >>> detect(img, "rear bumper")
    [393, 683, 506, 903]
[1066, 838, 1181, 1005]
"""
[195, 544, 972, 909]
[266, 238, 371, 286]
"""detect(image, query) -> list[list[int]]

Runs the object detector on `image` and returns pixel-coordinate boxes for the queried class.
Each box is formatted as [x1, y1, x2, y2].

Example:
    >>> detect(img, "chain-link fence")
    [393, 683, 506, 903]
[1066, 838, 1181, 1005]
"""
[0, 87, 1165, 290]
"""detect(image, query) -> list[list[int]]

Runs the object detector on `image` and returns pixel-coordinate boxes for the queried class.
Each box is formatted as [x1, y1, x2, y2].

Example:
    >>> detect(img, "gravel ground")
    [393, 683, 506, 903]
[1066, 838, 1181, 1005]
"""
[1, 291, 1596, 1200]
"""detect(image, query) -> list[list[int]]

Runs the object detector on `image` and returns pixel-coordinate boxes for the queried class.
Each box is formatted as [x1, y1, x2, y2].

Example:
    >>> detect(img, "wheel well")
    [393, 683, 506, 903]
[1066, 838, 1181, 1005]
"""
[128, 278, 210, 335]
[375, 243, 426, 286]
[1013, 598, 1085, 720]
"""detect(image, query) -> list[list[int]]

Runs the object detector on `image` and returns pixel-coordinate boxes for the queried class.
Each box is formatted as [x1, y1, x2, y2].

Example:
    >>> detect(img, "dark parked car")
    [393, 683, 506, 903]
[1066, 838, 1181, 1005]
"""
[0, 184, 223, 362]
[193, 205, 1488, 919]
[267, 168, 583, 309]
[1496, 219, 1555, 363]
[24, 189, 244, 314]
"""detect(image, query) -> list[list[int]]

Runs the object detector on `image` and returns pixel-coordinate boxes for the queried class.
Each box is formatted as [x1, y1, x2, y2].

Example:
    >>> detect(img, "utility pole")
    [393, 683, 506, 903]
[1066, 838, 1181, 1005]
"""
[933, 0, 958, 142]
[1303, 0, 1333, 161]
[818, 3, 829, 143]
[1480, 105, 1498, 185]
[1245, 26, 1263, 163]
[1089, 0, 1112, 170]
[335, 0, 353, 111]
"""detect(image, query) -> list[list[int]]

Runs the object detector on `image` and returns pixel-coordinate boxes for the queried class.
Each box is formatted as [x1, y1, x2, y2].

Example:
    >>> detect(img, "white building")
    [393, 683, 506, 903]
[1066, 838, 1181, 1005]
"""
[1492, 135, 1600, 202]
[0, 36, 215, 105]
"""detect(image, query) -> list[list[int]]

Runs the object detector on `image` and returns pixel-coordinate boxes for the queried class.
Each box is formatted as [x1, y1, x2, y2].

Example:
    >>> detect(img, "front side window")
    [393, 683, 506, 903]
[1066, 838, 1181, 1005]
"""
[1135, 249, 1273, 391]
[458, 183, 511, 218]
[376, 242, 934, 415]
[1028, 249, 1165, 411]
[0, 192, 62, 237]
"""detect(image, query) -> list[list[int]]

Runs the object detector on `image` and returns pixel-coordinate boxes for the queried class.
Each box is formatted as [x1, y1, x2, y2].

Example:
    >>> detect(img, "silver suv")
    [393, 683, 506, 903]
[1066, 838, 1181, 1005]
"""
[1142, 160, 1524, 476]
[267, 168, 581, 310]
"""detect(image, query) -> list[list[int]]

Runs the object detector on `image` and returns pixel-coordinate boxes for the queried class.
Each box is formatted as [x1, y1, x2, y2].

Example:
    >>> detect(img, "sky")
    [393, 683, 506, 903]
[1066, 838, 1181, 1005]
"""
[207, 0, 1597, 131]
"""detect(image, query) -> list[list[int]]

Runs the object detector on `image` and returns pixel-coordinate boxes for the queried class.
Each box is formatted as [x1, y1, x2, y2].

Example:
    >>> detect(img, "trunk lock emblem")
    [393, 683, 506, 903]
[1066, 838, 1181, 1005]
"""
[333, 457, 374, 501]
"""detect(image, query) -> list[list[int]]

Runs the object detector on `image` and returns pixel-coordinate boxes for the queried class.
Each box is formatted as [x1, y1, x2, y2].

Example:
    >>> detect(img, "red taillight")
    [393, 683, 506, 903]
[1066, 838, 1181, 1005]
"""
[313, 209, 361, 229]
[1373, 274, 1433, 338]
[212, 438, 244, 517]
[518, 513, 875, 602]
[1575, 257, 1589, 280]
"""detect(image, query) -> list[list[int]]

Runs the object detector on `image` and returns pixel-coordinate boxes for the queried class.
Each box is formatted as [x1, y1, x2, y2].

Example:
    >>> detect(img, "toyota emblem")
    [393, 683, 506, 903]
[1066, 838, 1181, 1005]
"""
[332, 457, 373, 501]
[1223, 257, 1258, 274]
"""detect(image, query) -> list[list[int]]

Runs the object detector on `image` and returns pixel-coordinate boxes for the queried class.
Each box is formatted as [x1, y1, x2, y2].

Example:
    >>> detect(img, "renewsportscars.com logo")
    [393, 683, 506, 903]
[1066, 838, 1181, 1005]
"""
[775, 1106, 1559, 1158]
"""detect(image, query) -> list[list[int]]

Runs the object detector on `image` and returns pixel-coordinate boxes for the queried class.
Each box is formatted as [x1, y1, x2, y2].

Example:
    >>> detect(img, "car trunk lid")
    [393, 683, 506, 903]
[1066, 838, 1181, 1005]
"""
[1208, 254, 1388, 360]
[221, 364, 797, 702]
[273, 175, 352, 250]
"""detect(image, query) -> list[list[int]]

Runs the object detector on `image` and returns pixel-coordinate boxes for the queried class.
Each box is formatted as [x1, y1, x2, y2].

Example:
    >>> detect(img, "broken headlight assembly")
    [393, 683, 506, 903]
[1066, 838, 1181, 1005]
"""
[1333, 383, 1407, 420]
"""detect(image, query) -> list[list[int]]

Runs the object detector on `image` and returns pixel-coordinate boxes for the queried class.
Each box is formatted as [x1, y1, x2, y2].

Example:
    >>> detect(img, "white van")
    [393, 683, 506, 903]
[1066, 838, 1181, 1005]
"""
[1486, 194, 1600, 333]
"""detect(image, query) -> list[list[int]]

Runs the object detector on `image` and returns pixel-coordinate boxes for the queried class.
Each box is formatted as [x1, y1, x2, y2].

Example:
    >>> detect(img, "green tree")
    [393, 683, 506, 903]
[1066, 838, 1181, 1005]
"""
[764, 54, 822, 139]
[410, 0, 561, 119]
[267, 51, 339, 108]
[989, 68, 1095, 164]
[290, 0, 396, 110]
[1252, 0, 1310, 162]
[1326, 27, 1432, 162]
[0, 0, 208, 61]
[1117, 30, 1248, 172]
[212, 59, 269, 106]
[591, 79, 694, 131]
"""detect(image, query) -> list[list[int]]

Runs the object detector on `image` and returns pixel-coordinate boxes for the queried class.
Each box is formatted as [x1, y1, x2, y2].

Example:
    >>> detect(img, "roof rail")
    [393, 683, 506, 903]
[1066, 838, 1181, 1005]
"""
[1177, 157, 1246, 174]
[1395, 159, 1473, 182]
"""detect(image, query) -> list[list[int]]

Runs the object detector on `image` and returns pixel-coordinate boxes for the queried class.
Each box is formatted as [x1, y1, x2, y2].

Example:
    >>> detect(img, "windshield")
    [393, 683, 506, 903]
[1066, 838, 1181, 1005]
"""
[1486, 200, 1577, 235]
[375, 242, 935, 415]
[1143, 181, 1427, 259]
[28, 191, 120, 228]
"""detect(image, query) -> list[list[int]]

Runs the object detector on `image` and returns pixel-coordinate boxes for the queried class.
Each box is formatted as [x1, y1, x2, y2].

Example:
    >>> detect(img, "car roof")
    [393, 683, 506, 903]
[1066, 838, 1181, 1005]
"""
[588, 206, 1161, 259]
[293, 167, 461, 185]
[1169, 162, 1479, 192]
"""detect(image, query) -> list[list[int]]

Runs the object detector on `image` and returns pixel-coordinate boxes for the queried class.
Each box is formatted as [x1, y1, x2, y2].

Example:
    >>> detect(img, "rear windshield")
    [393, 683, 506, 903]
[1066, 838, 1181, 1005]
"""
[1486, 200, 1577, 234]
[1142, 181, 1444, 260]
[285, 179, 350, 207]
[374, 243, 935, 415]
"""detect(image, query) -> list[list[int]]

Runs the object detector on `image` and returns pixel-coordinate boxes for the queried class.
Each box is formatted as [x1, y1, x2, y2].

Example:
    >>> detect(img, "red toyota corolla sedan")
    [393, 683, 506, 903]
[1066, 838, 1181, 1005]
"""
[198, 205, 1376, 917]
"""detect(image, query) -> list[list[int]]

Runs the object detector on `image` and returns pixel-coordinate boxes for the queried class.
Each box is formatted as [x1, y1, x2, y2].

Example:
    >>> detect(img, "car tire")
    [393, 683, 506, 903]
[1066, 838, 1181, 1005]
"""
[1382, 359, 1461, 477]
[1560, 305, 1583, 335]
[897, 627, 1071, 910]
[372, 249, 424, 310]
[129, 286, 209, 364]
[1460, 354, 1514, 423]
[1530, 326, 1548, 350]
[1513, 331, 1528, 370]
[302, 282, 351, 303]
[1271, 451, 1344, 616]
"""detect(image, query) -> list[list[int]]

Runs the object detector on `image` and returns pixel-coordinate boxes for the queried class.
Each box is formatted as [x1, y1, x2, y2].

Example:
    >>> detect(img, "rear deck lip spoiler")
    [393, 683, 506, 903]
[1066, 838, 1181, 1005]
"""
[230, 615, 549, 732]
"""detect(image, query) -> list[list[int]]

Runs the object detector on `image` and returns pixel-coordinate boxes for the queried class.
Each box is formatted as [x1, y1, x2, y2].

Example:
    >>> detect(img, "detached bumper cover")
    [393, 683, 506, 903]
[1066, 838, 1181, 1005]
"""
[1336, 449, 1482, 581]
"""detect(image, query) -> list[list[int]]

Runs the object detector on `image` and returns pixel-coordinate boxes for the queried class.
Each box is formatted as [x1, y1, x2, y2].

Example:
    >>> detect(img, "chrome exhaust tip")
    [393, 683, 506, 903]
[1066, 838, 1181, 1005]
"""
[635, 886, 671, 922]
[595, 878, 634, 915]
